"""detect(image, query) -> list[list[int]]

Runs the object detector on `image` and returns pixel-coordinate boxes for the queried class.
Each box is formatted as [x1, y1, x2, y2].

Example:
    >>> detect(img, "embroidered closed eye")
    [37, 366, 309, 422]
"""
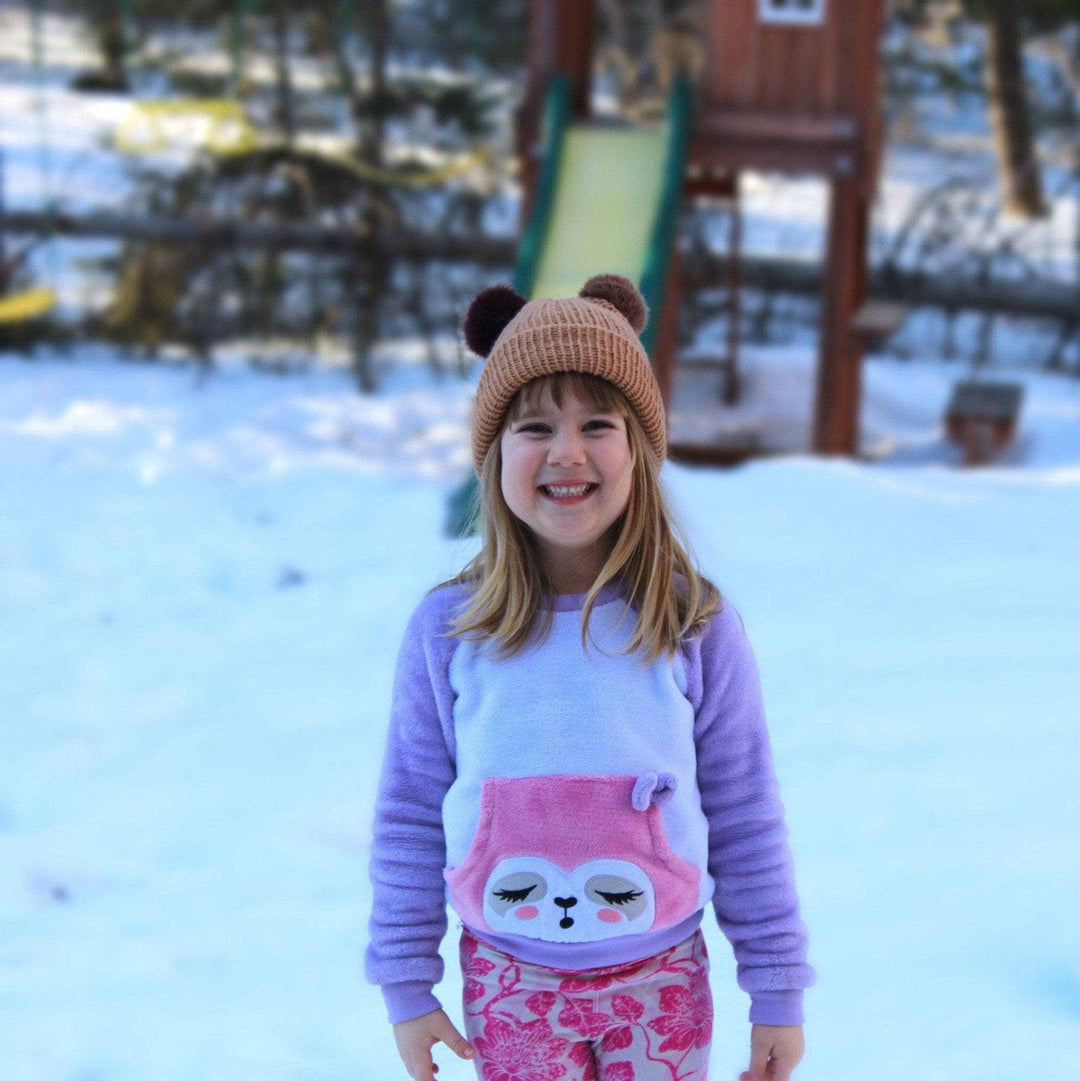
[493, 886, 536, 903]
[487, 870, 548, 915]
[585, 873, 650, 920]
[596, 889, 643, 906]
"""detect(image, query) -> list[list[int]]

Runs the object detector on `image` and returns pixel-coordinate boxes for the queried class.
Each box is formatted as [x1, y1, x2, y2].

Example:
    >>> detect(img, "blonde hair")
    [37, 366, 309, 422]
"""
[450, 373, 720, 661]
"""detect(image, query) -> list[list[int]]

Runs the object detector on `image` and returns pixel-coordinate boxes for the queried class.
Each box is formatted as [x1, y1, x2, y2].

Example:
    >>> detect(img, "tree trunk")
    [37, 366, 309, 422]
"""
[984, 0, 1047, 218]
[349, 0, 391, 392]
[363, 0, 389, 169]
[273, 0, 295, 143]
[99, 0, 129, 92]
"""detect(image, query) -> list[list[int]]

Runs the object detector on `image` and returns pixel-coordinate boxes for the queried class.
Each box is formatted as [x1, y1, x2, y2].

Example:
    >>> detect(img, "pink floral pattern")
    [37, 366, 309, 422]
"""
[558, 999, 614, 1039]
[460, 930, 712, 1081]
[611, 995, 644, 1024]
[463, 933, 500, 1004]
[647, 969, 713, 1052]
[600, 1027, 633, 1052]
[473, 1015, 570, 1081]
[527, 991, 559, 1017]
[567, 1043, 594, 1071]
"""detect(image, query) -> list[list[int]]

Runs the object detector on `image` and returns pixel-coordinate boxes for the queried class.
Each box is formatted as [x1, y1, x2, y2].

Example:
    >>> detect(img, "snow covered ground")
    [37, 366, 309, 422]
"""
[1, 345, 1079, 1081]
[1, 9, 1078, 1078]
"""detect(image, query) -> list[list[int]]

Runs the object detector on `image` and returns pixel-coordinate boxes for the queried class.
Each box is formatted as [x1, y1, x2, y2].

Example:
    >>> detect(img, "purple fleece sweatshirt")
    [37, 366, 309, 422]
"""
[365, 583, 813, 1027]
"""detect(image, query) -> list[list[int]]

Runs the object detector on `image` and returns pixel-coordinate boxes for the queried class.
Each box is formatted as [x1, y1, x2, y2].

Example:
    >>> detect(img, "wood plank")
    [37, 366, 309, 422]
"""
[792, 20, 823, 112]
[694, 107, 859, 144]
[711, 0, 759, 106]
[757, 24, 791, 111]
[689, 131, 857, 176]
[820, 0, 843, 112]
[667, 440, 778, 467]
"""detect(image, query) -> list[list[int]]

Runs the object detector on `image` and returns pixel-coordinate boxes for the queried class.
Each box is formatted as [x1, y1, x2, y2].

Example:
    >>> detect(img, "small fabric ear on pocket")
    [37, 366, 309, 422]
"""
[632, 772, 678, 810]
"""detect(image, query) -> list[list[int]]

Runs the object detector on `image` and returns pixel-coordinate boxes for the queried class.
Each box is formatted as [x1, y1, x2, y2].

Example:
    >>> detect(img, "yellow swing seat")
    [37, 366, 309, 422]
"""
[0, 285, 57, 323]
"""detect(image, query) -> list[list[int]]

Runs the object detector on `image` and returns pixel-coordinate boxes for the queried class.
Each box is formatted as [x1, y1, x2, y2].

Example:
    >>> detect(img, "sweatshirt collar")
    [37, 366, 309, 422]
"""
[546, 583, 624, 612]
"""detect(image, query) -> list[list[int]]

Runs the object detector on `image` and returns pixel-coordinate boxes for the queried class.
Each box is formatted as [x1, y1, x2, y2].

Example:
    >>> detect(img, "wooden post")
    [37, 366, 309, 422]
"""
[518, 0, 595, 225]
[726, 175, 742, 405]
[813, 175, 867, 454]
[653, 241, 682, 408]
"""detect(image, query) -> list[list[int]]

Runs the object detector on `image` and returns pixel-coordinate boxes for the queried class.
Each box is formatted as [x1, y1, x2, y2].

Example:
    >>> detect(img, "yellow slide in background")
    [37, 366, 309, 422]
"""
[529, 126, 671, 301]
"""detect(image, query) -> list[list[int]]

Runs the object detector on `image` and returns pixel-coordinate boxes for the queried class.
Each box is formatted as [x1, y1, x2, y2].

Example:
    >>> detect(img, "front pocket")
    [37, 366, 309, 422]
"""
[445, 774, 700, 943]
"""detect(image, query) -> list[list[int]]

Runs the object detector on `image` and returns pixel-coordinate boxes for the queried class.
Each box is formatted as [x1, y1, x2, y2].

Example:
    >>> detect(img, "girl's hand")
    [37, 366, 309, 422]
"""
[740, 1023, 804, 1081]
[393, 1008, 476, 1081]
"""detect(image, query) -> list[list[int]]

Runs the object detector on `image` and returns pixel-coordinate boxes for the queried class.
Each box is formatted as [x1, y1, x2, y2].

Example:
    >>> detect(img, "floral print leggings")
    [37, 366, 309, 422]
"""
[460, 928, 713, 1081]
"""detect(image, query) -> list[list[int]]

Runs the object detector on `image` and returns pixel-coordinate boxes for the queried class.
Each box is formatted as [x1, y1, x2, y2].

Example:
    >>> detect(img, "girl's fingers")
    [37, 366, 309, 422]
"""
[405, 1052, 434, 1081]
[432, 1014, 476, 1061]
[394, 1009, 476, 1080]
[742, 1034, 772, 1080]
[398, 1033, 436, 1081]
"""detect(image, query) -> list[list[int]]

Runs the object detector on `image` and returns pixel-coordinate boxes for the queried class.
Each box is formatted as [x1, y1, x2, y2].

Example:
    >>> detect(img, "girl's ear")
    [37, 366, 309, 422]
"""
[463, 285, 528, 358]
[579, 275, 648, 334]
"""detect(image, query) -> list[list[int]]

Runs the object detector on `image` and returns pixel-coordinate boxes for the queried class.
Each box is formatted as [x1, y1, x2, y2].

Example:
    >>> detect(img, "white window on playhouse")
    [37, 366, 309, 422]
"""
[757, 0, 827, 25]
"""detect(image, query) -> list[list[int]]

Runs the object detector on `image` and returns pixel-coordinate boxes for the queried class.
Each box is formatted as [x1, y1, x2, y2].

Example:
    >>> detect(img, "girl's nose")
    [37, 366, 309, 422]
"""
[548, 428, 586, 465]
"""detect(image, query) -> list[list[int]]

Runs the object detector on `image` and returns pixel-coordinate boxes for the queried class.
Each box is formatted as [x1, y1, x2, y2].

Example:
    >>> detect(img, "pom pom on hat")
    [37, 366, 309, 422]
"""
[462, 284, 528, 358]
[580, 274, 648, 334]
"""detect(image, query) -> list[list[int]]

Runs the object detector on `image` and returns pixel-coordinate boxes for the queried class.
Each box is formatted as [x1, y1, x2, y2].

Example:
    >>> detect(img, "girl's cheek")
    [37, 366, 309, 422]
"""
[598, 908, 621, 924]
[514, 905, 539, 920]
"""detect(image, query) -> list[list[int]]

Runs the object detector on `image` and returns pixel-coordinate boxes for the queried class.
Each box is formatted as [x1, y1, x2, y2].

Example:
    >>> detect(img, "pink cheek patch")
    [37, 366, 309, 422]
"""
[598, 908, 622, 924]
[514, 905, 539, 920]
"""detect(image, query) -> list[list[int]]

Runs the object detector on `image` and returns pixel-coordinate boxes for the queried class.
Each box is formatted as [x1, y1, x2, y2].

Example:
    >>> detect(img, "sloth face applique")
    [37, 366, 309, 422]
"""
[445, 774, 700, 942]
[482, 856, 655, 942]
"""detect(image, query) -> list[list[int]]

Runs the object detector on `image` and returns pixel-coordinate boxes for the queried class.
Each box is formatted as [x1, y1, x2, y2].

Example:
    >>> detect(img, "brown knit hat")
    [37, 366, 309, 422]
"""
[463, 274, 666, 472]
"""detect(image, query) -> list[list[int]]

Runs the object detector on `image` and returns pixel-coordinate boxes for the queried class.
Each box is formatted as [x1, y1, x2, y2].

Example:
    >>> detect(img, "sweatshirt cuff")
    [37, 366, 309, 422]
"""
[748, 989, 804, 1026]
[383, 981, 442, 1025]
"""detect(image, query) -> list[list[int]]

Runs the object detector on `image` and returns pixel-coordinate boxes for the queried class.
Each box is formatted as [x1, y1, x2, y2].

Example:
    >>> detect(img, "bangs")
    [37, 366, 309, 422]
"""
[508, 372, 626, 420]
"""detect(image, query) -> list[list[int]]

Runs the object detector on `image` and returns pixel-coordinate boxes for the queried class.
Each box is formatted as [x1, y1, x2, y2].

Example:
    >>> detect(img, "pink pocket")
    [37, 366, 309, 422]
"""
[445, 774, 700, 943]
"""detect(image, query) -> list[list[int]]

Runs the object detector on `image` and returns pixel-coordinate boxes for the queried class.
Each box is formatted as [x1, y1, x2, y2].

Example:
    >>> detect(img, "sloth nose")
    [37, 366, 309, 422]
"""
[555, 896, 577, 928]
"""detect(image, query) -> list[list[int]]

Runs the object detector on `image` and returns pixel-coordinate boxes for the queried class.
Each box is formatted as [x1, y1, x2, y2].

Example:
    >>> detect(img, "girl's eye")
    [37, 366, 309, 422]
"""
[516, 423, 551, 435]
[493, 886, 535, 903]
[596, 889, 643, 906]
[583, 418, 617, 432]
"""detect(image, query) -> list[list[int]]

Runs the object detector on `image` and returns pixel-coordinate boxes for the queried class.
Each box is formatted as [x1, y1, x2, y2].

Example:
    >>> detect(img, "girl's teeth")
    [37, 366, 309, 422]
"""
[547, 485, 590, 497]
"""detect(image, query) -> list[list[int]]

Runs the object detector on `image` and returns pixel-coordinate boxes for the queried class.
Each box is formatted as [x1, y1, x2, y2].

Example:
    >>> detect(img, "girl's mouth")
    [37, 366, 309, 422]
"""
[540, 483, 596, 501]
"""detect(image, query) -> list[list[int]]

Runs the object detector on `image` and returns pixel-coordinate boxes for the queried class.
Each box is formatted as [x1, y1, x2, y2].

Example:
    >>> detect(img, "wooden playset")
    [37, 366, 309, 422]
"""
[515, 0, 889, 460]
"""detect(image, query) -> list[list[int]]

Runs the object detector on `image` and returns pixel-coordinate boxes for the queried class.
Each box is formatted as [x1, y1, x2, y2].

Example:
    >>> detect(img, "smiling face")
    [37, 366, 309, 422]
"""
[499, 377, 634, 593]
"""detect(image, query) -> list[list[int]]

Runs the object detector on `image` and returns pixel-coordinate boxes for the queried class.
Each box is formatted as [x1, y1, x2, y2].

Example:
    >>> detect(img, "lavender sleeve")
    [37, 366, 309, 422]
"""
[365, 587, 461, 1024]
[686, 602, 815, 1026]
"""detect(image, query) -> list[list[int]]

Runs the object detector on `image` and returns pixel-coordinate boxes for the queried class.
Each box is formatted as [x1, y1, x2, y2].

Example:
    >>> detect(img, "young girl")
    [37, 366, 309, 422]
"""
[366, 275, 814, 1081]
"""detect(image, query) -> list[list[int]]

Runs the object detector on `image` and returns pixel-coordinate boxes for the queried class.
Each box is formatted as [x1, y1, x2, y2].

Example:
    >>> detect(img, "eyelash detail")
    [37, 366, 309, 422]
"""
[596, 889, 643, 906]
[493, 886, 536, 903]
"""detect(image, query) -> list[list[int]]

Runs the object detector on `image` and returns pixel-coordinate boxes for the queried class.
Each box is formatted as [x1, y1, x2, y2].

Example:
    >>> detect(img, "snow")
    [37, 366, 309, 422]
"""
[1, 344, 1079, 1081]
[1, 10, 1079, 1079]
